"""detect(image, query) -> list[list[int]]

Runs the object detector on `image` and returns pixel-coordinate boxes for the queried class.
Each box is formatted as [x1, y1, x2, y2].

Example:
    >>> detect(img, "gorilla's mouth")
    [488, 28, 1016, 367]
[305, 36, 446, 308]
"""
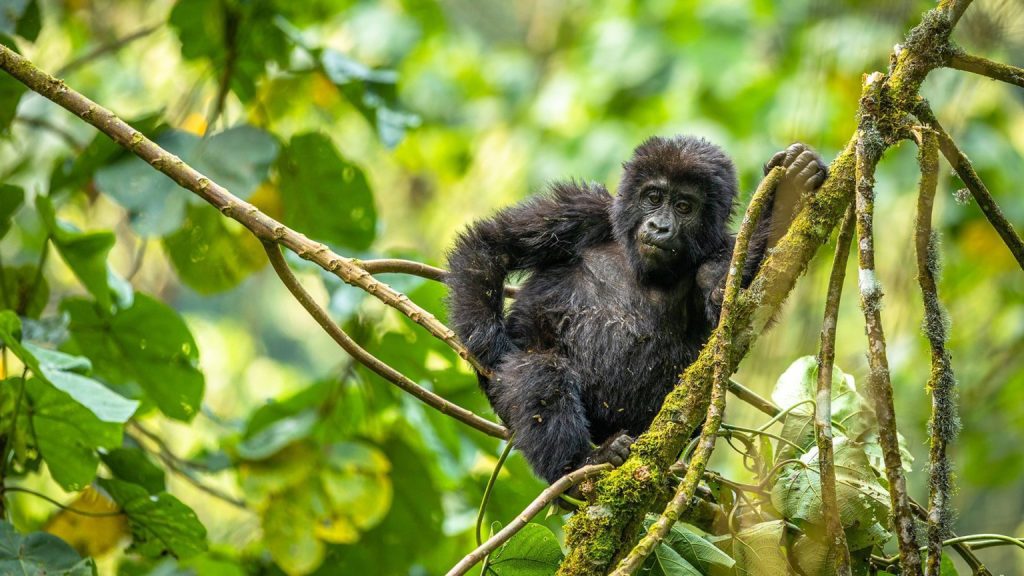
[637, 237, 677, 257]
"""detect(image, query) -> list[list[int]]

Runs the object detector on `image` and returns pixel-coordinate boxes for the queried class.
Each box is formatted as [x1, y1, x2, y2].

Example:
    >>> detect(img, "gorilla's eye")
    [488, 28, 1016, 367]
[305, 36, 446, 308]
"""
[675, 200, 693, 214]
[645, 189, 664, 205]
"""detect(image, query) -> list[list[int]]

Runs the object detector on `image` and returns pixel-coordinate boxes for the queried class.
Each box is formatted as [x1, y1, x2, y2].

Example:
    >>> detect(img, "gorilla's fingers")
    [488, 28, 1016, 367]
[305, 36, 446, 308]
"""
[797, 157, 823, 183]
[787, 150, 816, 177]
[783, 142, 806, 166]
[806, 171, 826, 190]
[764, 150, 786, 174]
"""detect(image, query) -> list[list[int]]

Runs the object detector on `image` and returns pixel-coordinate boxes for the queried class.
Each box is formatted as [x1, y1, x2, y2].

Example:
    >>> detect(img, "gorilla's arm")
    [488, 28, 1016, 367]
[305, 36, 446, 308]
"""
[446, 181, 614, 372]
[697, 143, 827, 323]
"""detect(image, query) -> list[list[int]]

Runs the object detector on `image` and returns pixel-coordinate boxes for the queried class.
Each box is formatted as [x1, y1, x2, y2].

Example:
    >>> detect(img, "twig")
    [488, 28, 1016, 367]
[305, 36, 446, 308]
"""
[911, 126, 961, 576]
[727, 378, 778, 417]
[356, 258, 519, 298]
[948, 51, 1024, 89]
[853, 117, 922, 576]
[814, 204, 856, 576]
[2, 486, 124, 517]
[610, 167, 783, 576]
[55, 23, 162, 77]
[913, 100, 1024, 270]
[0, 44, 493, 379]
[446, 463, 612, 576]
[127, 423, 246, 509]
[205, 10, 240, 134]
[262, 242, 508, 438]
[14, 116, 84, 150]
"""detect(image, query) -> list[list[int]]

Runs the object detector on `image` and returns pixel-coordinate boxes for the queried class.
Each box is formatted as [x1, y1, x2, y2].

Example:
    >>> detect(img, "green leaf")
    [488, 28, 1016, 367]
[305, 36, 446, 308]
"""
[26, 378, 123, 491]
[278, 132, 377, 251]
[50, 113, 163, 195]
[101, 447, 166, 494]
[320, 442, 392, 532]
[0, 36, 26, 132]
[36, 196, 116, 310]
[0, 184, 23, 238]
[770, 438, 892, 551]
[263, 483, 325, 574]
[98, 478, 207, 559]
[0, 315, 138, 423]
[1, 265, 48, 317]
[163, 203, 266, 294]
[642, 542, 702, 576]
[94, 126, 278, 236]
[237, 410, 318, 461]
[63, 294, 204, 421]
[0, 521, 96, 575]
[663, 523, 735, 572]
[486, 523, 564, 576]
[731, 520, 792, 576]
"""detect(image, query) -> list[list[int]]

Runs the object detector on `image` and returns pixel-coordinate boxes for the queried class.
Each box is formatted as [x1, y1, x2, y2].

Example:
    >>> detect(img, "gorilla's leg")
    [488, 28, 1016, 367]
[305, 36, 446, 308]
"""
[489, 352, 593, 483]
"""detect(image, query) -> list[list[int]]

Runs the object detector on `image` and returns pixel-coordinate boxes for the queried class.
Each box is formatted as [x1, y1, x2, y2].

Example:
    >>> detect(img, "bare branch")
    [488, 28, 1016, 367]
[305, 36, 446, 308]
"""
[446, 463, 612, 576]
[0, 44, 494, 378]
[611, 167, 783, 576]
[854, 115, 922, 575]
[263, 242, 508, 439]
[910, 126, 960, 576]
[913, 100, 1024, 270]
[55, 23, 161, 76]
[356, 258, 519, 298]
[948, 51, 1024, 88]
[815, 204, 856, 576]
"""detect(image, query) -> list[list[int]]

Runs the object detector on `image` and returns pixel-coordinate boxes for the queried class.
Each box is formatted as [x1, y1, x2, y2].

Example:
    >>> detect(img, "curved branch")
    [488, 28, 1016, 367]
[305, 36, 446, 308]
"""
[815, 204, 856, 576]
[356, 258, 519, 298]
[446, 463, 612, 576]
[611, 167, 783, 576]
[0, 44, 493, 379]
[913, 101, 1024, 270]
[263, 242, 508, 439]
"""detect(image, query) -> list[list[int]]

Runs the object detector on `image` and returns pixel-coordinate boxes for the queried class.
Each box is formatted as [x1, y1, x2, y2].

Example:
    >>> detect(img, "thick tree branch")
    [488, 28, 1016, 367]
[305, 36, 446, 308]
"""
[263, 242, 508, 439]
[912, 101, 1024, 270]
[911, 127, 960, 576]
[610, 167, 783, 576]
[0, 44, 493, 380]
[446, 463, 612, 576]
[815, 204, 856, 576]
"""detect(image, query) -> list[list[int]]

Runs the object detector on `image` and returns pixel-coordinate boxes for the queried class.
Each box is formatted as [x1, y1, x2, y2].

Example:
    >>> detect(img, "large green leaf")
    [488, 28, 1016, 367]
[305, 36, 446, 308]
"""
[63, 294, 204, 421]
[1, 265, 48, 317]
[278, 132, 377, 251]
[36, 196, 115, 310]
[0, 521, 96, 576]
[25, 378, 123, 491]
[237, 410, 319, 461]
[101, 447, 166, 495]
[98, 478, 207, 559]
[770, 438, 891, 551]
[163, 203, 266, 294]
[731, 520, 792, 576]
[643, 543, 702, 576]
[94, 126, 278, 236]
[662, 522, 735, 573]
[486, 523, 564, 576]
[0, 312, 139, 423]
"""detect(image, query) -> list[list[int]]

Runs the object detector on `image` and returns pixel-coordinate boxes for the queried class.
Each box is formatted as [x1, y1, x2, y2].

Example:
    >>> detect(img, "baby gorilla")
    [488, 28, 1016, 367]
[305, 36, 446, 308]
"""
[447, 137, 827, 483]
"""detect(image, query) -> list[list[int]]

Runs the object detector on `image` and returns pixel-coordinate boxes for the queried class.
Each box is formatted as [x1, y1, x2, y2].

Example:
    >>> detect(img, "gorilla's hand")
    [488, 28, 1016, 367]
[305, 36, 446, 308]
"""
[763, 143, 828, 244]
[587, 432, 635, 467]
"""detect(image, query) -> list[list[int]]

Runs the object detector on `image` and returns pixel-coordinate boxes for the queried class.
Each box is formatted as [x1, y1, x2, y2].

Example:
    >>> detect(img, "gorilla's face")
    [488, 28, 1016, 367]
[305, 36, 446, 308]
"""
[612, 136, 738, 285]
[633, 178, 704, 269]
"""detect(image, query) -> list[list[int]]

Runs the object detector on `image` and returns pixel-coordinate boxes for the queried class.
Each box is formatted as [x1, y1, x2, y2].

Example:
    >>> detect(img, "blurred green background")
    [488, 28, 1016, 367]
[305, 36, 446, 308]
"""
[1, 0, 1022, 573]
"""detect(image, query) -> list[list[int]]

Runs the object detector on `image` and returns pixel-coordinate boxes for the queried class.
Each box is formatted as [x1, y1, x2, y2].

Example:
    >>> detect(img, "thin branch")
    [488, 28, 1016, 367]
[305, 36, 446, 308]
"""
[2, 487, 124, 517]
[853, 121, 922, 576]
[909, 497, 991, 575]
[14, 116, 84, 150]
[948, 51, 1024, 88]
[727, 378, 778, 417]
[356, 258, 519, 298]
[815, 204, 856, 576]
[55, 23, 161, 76]
[446, 463, 612, 576]
[911, 126, 961, 576]
[913, 100, 1024, 270]
[205, 10, 240, 134]
[611, 167, 783, 576]
[0, 44, 493, 378]
[262, 242, 508, 439]
[127, 423, 246, 509]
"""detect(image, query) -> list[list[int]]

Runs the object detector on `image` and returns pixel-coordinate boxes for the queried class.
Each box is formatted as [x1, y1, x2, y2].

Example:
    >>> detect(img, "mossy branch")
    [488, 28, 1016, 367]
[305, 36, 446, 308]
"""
[814, 204, 856, 576]
[609, 167, 784, 576]
[948, 51, 1024, 88]
[910, 127, 961, 576]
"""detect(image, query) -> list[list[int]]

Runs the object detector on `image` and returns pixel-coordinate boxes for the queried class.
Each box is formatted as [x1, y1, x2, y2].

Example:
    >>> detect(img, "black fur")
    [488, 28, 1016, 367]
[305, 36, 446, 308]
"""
[446, 136, 824, 483]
